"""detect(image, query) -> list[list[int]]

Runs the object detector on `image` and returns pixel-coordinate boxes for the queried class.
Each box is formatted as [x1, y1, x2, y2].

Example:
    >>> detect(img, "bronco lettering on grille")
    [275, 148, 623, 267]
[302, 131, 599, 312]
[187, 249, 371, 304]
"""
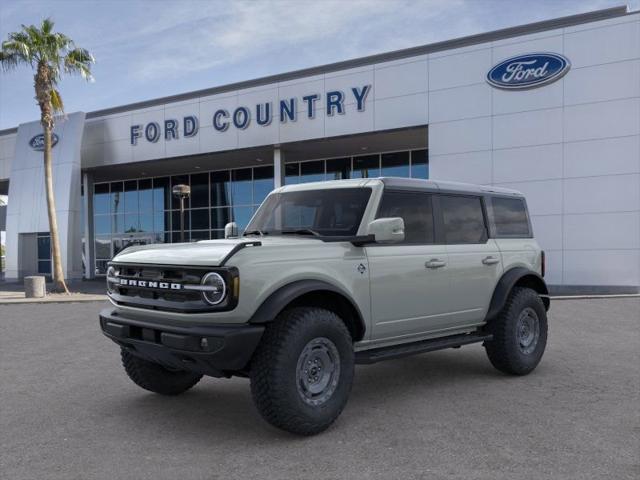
[119, 278, 182, 290]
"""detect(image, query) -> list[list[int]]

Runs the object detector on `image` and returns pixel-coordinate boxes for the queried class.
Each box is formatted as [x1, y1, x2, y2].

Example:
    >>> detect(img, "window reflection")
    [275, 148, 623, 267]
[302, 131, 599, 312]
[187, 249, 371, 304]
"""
[381, 152, 410, 177]
[300, 160, 325, 183]
[352, 155, 380, 178]
[411, 149, 428, 179]
[92, 149, 426, 274]
[232, 169, 252, 205]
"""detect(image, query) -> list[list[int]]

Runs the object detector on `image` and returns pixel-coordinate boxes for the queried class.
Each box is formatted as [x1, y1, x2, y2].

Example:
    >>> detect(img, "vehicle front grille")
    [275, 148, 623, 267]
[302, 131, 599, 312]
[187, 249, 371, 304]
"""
[108, 264, 212, 313]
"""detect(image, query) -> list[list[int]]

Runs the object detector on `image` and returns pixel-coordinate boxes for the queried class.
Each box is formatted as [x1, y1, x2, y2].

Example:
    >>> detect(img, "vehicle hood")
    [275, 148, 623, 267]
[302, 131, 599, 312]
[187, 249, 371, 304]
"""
[111, 236, 324, 267]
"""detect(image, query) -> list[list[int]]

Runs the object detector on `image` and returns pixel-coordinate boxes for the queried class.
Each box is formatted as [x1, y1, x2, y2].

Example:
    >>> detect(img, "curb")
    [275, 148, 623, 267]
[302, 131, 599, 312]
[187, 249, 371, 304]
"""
[0, 295, 107, 305]
[550, 294, 640, 300]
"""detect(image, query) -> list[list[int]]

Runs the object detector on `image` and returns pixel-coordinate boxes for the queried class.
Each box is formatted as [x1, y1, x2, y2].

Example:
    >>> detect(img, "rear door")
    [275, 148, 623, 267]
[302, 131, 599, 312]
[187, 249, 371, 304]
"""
[366, 190, 452, 342]
[438, 194, 503, 326]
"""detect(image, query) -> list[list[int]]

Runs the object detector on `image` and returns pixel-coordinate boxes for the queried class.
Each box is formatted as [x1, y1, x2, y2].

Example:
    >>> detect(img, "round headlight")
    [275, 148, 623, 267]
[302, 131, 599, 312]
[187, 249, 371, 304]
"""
[201, 272, 226, 305]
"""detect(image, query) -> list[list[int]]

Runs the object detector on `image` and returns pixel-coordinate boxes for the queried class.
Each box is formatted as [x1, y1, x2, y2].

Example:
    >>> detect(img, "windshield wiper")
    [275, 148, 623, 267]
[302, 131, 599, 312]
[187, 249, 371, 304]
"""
[280, 228, 321, 237]
[243, 229, 267, 236]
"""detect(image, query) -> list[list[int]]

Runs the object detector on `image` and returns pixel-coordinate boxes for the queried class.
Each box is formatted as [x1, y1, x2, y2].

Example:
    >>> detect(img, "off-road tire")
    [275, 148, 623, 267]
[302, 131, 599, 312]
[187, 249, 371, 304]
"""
[484, 287, 548, 375]
[121, 349, 202, 395]
[250, 307, 355, 436]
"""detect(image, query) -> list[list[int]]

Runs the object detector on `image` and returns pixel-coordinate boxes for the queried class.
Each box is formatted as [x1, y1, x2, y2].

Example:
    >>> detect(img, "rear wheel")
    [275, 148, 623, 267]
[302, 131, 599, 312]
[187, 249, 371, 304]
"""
[121, 349, 202, 395]
[484, 287, 548, 375]
[250, 307, 355, 435]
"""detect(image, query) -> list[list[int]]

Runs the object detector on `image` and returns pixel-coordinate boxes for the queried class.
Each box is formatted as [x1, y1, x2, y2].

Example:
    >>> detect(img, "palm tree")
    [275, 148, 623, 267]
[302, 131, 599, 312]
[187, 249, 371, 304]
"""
[0, 18, 94, 293]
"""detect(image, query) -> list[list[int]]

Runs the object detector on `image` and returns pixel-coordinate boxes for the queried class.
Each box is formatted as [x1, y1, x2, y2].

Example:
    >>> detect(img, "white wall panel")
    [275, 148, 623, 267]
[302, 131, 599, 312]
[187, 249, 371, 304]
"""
[199, 94, 238, 129]
[429, 116, 491, 155]
[564, 135, 640, 178]
[492, 143, 562, 183]
[374, 60, 427, 100]
[374, 93, 428, 131]
[564, 212, 640, 250]
[325, 103, 374, 138]
[103, 139, 132, 165]
[163, 101, 200, 158]
[492, 34, 563, 62]
[428, 84, 491, 123]
[564, 20, 640, 68]
[199, 124, 238, 153]
[238, 117, 280, 149]
[429, 150, 492, 184]
[564, 60, 640, 106]
[495, 180, 563, 216]
[0, 134, 16, 159]
[563, 250, 640, 286]
[492, 80, 563, 115]
[543, 249, 563, 285]
[564, 98, 640, 142]
[493, 108, 562, 149]
[279, 113, 325, 144]
[530, 215, 563, 250]
[102, 113, 134, 143]
[82, 120, 105, 145]
[278, 79, 325, 114]
[563, 174, 640, 214]
[324, 68, 374, 107]
[428, 48, 492, 90]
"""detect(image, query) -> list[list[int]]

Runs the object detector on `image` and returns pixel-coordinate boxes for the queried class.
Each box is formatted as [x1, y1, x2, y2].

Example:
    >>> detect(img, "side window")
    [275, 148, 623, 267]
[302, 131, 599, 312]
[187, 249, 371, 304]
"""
[377, 191, 434, 244]
[489, 197, 531, 237]
[440, 195, 487, 244]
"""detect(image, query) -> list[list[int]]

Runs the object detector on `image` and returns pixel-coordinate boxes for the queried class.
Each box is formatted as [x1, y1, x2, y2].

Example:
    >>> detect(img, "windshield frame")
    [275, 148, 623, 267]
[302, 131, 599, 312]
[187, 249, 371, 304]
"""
[245, 187, 373, 238]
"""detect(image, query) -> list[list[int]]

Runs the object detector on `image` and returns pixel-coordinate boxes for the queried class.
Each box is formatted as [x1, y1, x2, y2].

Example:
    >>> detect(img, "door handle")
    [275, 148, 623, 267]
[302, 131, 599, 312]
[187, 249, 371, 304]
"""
[482, 256, 500, 265]
[425, 259, 446, 269]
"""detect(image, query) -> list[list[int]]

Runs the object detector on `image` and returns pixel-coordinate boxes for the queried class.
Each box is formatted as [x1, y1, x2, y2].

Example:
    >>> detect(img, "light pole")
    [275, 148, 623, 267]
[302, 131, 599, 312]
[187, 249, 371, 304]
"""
[172, 184, 191, 243]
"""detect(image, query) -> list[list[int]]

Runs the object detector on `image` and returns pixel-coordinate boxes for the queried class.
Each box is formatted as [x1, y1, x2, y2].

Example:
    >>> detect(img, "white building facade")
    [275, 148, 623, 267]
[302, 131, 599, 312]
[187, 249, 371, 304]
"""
[0, 6, 638, 293]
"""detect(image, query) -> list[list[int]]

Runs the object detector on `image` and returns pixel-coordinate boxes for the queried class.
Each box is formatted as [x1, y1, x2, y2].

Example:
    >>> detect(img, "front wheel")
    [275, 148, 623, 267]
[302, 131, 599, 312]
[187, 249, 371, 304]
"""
[250, 307, 355, 435]
[484, 287, 548, 375]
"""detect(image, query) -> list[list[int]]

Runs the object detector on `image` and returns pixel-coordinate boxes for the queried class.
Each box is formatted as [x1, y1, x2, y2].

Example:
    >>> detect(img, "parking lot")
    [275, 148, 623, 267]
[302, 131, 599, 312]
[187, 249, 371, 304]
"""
[1, 297, 638, 479]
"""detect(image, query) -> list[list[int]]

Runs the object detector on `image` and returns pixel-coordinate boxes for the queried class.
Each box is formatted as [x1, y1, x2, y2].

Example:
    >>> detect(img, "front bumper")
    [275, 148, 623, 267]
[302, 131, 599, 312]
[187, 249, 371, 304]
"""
[99, 308, 264, 377]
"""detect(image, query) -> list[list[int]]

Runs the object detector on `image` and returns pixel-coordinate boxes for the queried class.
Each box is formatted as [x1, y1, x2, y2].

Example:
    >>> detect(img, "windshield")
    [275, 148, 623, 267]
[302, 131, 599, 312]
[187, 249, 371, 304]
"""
[245, 187, 372, 237]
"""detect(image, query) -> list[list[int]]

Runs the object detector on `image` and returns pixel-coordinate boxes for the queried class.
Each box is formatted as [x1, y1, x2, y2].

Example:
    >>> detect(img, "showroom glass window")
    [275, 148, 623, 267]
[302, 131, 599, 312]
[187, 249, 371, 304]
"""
[92, 166, 274, 274]
[284, 149, 428, 184]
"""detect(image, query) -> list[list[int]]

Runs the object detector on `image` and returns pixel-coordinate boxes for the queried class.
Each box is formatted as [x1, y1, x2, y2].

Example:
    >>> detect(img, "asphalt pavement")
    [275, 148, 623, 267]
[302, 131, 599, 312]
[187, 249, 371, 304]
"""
[1, 298, 638, 479]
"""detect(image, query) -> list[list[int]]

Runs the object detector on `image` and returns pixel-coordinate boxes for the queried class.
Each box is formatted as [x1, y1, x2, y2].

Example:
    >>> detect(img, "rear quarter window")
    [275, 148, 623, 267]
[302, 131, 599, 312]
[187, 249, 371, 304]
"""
[488, 196, 532, 238]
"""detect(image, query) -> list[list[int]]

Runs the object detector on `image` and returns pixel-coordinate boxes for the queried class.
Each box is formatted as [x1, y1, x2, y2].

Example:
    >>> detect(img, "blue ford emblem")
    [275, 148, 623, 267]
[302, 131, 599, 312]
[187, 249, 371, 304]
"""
[29, 133, 59, 151]
[487, 53, 570, 90]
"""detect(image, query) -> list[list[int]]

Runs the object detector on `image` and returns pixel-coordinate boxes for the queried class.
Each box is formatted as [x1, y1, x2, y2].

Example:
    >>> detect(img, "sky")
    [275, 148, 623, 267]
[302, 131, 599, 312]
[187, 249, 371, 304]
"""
[0, 0, 636, 130]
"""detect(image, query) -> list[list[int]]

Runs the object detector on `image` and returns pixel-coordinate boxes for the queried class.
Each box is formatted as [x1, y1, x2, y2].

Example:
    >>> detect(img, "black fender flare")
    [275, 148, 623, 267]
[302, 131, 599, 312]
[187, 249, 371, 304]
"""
[248, 279, 366, 339]
[485, 267, 550, 321]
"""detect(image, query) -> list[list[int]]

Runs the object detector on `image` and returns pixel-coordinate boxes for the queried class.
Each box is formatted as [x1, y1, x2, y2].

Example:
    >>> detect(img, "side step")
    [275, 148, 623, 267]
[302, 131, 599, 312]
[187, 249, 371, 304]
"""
[355, 332, 493, 365]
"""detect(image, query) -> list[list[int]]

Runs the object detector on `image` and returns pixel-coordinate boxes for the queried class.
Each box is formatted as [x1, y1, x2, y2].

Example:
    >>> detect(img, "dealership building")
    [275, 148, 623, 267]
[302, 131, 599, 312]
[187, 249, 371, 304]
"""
[0, 5, 638, 293]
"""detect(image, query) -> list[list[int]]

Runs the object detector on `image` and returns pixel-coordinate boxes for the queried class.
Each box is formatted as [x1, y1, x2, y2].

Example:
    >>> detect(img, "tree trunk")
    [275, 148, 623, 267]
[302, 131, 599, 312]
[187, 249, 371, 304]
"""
[43, 122, 69, 294]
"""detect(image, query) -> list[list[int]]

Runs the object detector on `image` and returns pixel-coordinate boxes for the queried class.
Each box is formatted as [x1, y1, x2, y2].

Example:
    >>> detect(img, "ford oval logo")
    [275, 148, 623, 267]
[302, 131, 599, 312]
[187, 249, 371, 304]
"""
[29, 133, 59, 151]
[487, 53, 570, 90]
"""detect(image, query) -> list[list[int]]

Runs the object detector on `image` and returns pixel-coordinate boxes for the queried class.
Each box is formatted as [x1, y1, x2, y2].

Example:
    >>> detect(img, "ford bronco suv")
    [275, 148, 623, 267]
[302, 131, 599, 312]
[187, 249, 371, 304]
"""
[100, 178, 550, 435]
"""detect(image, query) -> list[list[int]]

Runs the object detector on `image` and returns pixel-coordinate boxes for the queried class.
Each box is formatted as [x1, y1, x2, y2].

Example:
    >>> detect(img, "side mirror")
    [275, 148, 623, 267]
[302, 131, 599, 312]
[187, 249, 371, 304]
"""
[366, 217, 405, 244]
[224, 222, 238, 239]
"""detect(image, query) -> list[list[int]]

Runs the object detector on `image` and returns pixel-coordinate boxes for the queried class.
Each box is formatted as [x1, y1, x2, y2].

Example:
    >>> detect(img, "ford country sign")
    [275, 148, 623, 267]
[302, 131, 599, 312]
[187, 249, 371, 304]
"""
[29, 133, 59, 151]
[487, 53, 570, 90]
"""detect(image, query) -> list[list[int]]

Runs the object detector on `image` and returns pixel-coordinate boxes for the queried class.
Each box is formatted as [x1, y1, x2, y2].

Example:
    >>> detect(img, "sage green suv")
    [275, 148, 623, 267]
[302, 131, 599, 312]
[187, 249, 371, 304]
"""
[100, 177, 550, 435]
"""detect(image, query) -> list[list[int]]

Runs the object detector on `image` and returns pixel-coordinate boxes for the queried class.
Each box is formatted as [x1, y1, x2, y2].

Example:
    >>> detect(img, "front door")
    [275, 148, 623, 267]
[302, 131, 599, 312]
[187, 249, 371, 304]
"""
[366, 190, 452, 343]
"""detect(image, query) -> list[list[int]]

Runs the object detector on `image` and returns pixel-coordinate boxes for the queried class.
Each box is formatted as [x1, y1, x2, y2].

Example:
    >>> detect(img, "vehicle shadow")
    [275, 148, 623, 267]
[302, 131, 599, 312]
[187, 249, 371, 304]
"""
[100, 346, 504, 443]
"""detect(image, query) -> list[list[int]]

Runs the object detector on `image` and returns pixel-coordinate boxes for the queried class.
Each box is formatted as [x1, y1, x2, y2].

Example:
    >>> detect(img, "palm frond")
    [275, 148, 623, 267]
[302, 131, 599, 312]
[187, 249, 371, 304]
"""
[41, 17, 54, 35]
[0, 51, 20, 70]
[64, 47, 94, 81]
[50, 88, 64, 113]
